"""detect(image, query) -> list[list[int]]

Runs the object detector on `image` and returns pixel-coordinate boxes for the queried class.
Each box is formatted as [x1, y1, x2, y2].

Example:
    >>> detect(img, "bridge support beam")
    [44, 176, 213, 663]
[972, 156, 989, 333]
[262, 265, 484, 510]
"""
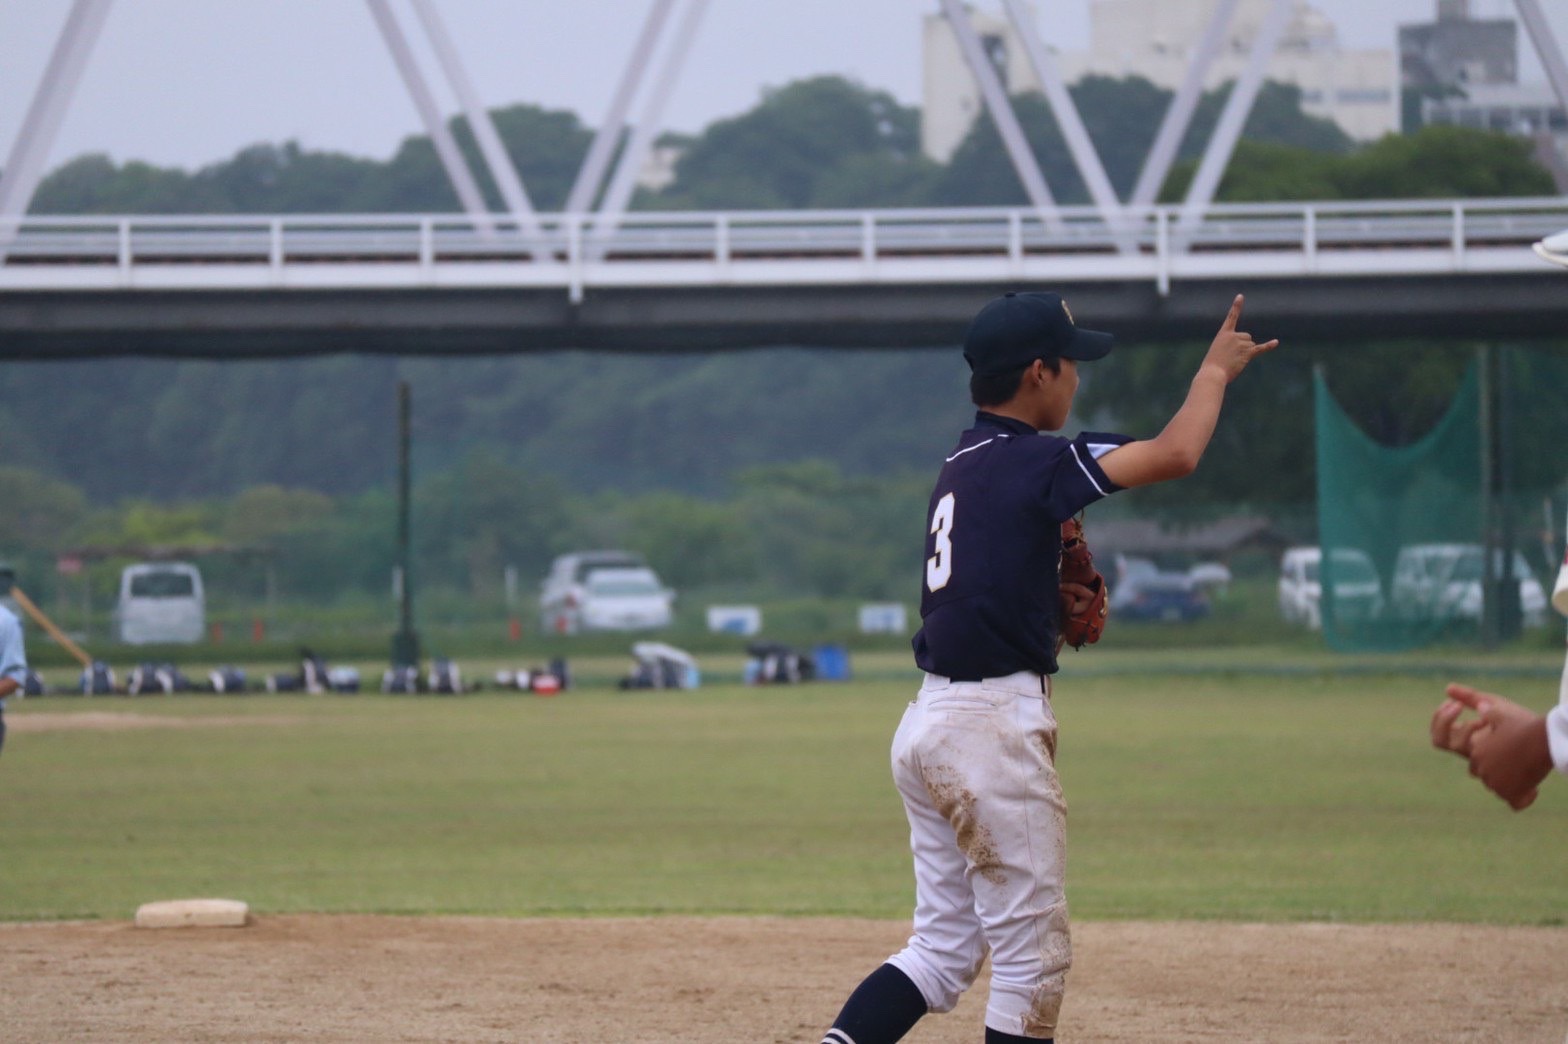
[1001, 0, 1132, 254]
[590, 0, 711, 249]
[0, 0, 114, 233]
[565, 0, 680, 216]
[1513, 0, 1568, 117]
[938, 0, 1061, 231]
[407, 0, 541, 248]
[1177, 0, 1293, 242]
[365, 0, 494, 234]
[1130, 0, 1243, 209]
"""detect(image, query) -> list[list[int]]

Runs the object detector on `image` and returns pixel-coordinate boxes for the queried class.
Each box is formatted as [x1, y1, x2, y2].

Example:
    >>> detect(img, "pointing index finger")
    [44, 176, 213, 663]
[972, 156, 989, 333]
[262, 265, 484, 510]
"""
[1222, 294, 1244, 331]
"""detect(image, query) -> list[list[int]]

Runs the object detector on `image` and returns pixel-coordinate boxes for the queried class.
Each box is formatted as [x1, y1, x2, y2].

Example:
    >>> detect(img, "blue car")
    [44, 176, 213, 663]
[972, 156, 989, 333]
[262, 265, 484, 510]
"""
[1110, 558, 1211, 622]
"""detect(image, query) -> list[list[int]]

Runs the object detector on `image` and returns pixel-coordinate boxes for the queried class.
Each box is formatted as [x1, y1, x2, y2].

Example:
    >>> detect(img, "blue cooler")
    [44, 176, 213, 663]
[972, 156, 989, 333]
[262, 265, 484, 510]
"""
[811, 644, 851, 681]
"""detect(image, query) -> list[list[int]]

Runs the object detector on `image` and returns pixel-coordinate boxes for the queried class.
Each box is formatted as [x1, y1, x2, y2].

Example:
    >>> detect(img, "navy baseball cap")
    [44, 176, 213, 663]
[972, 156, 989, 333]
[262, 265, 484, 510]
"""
[962, 291, 1114, 377]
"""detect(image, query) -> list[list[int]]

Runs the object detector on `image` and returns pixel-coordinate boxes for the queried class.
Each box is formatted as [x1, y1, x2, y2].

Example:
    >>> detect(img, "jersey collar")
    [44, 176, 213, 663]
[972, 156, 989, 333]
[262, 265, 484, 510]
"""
[974, 410, 1038, 436]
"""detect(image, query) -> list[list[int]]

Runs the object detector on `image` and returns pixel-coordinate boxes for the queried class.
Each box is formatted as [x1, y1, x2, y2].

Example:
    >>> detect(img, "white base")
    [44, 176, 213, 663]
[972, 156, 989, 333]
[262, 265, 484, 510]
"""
[134, 898, 251, 929]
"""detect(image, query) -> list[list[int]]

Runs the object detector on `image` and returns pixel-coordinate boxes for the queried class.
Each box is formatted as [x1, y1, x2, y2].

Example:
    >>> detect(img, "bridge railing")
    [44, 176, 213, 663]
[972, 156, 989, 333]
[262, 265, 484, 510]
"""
[2, 197, 1564, 296]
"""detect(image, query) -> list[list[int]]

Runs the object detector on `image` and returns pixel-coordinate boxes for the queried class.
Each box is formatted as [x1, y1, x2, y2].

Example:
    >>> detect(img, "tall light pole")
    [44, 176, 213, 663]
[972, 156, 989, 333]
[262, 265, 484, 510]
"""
[392, 380, 421, 668]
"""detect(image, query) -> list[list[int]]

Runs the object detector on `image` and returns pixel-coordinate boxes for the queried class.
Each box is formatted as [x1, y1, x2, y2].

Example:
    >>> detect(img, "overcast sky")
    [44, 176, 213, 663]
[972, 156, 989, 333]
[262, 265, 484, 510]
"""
[0, 0, 1556, 173]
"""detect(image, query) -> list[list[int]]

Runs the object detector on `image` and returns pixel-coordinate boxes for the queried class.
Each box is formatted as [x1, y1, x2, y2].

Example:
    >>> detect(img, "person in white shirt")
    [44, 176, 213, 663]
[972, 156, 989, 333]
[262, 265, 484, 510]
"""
[0, 603, 29, 756]
[1431, 548, 1568, 809]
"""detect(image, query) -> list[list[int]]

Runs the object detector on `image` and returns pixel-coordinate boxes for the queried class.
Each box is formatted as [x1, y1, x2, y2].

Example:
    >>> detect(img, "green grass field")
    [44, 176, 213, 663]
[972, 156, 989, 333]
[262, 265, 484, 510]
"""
[2, 652, 1563, 925]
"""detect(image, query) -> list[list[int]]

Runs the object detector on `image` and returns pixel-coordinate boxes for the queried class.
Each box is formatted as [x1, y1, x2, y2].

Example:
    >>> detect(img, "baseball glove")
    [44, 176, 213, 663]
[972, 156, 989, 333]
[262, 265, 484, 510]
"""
[1058, 515, 1108, 650]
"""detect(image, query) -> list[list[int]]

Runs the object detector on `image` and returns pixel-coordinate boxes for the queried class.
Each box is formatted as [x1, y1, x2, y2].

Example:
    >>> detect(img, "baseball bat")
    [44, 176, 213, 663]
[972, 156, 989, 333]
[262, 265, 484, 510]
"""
[10, 586, 93, 668]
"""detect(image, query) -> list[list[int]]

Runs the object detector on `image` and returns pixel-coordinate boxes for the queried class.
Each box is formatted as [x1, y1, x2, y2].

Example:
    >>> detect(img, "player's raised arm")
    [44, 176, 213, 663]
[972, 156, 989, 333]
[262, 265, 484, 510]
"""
[1097, 294, 1278, 491]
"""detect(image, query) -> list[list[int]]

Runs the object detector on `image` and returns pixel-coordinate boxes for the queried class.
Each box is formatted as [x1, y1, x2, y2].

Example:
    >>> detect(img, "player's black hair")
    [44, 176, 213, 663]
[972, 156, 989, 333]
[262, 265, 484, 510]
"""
[969, 356, 1060, 407]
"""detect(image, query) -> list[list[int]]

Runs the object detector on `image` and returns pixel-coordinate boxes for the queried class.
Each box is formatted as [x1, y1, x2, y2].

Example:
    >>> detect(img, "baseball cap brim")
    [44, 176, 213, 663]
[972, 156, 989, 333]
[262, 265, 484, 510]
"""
[1062, 327, 1114, 362]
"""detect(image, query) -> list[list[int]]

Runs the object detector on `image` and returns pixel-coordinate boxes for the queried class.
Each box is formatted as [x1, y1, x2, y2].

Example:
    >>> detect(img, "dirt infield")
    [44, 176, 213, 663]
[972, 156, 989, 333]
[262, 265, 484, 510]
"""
[8, 711, 307, 732]
[4, 915, 1566, 1042]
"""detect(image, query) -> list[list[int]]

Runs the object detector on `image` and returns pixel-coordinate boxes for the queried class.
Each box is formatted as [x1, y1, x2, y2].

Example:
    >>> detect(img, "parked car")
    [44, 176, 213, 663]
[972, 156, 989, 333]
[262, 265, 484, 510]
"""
[539, 551, 674, 634]
[1186, 561, 1233, 592]
[1277, 546, 1385, 630]
[1390, 543, 1547, 628]
[1109, 555, 1210, 622]
[539, 549, 643, 631]
[114, 561, 205, 645]
[576, 567, 675, 631]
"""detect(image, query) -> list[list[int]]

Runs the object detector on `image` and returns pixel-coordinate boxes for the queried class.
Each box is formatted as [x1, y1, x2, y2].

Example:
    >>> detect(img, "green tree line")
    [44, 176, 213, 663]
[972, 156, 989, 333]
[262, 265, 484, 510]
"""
[6, 342, 1564, 616]
[26, 75, 1552, 215]
[0, 453, 931, 615]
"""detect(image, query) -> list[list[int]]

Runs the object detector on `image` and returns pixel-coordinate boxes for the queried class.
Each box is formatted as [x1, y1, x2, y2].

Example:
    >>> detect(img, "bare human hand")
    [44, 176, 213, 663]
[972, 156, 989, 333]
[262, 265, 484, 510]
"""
[1443, 683, 1554, 811]
[1430, 695, 1482, 758]
[1060, 581, 1096, 618]
[1096, 291, 1278, 491]
[1202, 294, 1279, 384]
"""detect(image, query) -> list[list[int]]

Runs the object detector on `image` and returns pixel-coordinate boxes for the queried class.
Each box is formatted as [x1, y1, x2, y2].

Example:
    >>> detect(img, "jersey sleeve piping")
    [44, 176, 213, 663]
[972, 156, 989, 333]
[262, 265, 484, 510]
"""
[1070, 430, 1131, 496]
[1069, 444, 1111, 497]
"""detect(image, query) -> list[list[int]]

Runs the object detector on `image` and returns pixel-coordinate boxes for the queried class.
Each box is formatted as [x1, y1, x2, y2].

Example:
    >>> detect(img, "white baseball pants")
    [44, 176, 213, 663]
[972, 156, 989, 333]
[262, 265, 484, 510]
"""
[885, 671, 1069, 1040]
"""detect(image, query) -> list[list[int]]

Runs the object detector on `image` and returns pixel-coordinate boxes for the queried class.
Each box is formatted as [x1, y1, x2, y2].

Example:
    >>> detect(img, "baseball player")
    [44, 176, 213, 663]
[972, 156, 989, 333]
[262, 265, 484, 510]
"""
[1431, 219, 1568, 798]
[1430, 530, 1568, 809]
[819, 290, 1276, 1044]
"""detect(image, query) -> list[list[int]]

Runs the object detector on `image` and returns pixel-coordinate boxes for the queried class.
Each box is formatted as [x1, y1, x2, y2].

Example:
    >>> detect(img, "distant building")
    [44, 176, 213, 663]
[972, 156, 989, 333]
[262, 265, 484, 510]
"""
[1399, 0, 1568, 190]
[1399, 0, 1517, 91]
[921, 0, 1398, 163]
[921, 6, 1044, 165]
[1421, 80, 1566, 135]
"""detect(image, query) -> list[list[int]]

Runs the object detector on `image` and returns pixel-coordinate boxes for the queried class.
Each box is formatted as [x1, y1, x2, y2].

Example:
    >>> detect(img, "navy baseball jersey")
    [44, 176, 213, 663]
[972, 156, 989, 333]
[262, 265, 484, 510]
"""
[912, 412, 1130, 680]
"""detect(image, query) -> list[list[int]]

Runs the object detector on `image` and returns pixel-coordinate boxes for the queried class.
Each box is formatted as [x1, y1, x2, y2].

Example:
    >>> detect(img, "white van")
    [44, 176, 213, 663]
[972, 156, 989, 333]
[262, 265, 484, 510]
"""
[1390, 543, 1547, 628]
[114, 562, 206, 645]
[1278, 546, 1385, 630]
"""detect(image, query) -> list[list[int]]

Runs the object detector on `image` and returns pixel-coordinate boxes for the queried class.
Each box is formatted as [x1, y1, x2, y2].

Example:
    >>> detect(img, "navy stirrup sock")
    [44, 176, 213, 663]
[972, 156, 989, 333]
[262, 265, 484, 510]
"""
[821, 963, 927, 1044]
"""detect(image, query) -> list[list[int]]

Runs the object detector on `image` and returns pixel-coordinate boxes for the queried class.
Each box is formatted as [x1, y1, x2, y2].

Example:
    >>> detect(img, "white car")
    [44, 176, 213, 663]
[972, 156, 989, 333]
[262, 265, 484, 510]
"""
[576, 567, 675, 631]
[539, 551, 674, 634]
[1390, 543, 1547, 628]
[1278, 546, 1384, 630]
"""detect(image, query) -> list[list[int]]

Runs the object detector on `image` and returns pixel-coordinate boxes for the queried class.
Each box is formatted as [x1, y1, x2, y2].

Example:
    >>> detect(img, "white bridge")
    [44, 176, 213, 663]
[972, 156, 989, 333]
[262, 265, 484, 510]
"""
[3, 196, 1566, 301]
[3, 0, 1566, 356]
[1, 197, 1566, 358]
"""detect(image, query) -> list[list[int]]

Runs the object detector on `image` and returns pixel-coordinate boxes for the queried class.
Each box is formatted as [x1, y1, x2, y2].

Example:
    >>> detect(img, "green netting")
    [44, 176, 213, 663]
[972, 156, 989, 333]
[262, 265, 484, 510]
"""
[1314, 349, 1568, 652]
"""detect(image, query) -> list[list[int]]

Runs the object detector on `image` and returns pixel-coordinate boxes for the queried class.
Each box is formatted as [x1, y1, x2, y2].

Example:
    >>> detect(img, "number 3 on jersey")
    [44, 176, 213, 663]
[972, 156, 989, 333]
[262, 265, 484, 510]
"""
[926, 492, 955, 592]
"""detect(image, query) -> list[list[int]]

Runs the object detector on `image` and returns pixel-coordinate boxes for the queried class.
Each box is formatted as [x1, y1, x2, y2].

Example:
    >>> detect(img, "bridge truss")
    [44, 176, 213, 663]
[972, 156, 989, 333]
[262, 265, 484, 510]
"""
[5, 0, 1568, 244]
[2, 2, 1567, 358]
